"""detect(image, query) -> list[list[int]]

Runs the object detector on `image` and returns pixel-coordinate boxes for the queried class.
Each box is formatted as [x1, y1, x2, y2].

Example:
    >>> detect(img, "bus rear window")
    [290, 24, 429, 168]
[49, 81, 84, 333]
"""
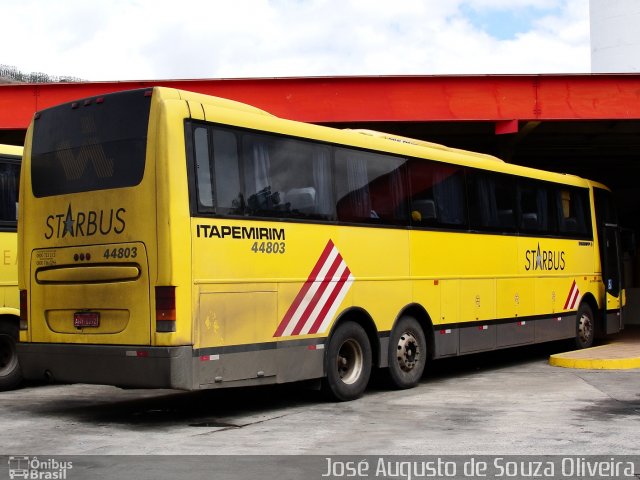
[31, 89, 151, 197]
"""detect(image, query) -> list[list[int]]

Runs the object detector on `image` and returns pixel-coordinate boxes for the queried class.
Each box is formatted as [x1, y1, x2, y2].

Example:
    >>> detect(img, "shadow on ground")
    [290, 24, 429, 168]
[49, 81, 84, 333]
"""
[8, 339, 581, 428]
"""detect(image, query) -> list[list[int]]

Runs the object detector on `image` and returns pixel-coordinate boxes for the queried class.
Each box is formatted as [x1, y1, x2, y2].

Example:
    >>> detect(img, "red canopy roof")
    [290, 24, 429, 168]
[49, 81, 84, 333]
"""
[2, 74, 640, 131]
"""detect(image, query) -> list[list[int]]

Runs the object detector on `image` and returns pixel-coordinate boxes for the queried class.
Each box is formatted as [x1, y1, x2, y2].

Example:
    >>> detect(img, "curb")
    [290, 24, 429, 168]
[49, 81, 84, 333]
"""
[549, 342, 640, 370]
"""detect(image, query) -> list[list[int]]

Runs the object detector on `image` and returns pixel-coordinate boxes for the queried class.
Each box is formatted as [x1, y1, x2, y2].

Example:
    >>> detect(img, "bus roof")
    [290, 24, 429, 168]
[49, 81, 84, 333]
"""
[158, 87, 598, 190]
[346, 129, 504, 163]
[156, 86, 273, 117]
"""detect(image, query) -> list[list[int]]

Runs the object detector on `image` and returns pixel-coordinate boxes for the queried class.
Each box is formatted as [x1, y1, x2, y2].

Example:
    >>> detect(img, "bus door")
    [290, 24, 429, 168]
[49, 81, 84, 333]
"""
[602, 223, 623, 333]
[594, 188, 623, 334]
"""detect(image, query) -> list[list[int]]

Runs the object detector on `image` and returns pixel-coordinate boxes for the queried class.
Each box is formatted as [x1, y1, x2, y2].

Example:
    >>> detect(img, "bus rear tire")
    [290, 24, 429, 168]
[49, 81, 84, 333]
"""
[322, 321, 372, 402]
[0, 320, 22, 391]
[387, 316, 426, 389]
[574, 303, 595, 349]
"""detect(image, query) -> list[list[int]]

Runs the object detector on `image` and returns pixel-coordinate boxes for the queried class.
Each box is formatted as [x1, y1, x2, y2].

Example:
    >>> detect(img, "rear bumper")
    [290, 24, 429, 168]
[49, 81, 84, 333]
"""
[17, 343, 194, 390]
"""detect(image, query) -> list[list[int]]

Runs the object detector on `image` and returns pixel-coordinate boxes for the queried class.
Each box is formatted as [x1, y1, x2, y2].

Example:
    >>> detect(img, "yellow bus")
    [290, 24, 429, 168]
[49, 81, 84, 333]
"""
[17, 88, 623, 401]
[0, 144, 21, 391]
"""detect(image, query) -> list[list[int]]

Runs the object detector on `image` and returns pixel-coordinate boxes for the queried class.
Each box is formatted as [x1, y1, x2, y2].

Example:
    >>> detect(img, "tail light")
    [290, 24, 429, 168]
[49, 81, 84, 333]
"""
[155, 286, 176, 332]
[19, 290, 28, 330]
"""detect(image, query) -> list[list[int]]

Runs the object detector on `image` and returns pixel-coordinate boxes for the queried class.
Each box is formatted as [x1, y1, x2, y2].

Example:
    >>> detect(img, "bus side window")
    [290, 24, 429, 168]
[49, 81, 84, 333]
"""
[193, 127, 213, 209]
[212, 130, 242, 215]
[282, 144, 334, 220]
[335, 149, 373, 222]
[517, 180, 552, 233]
[557, 187, 591, 237]
[240, 134, 335, 220]
[0, 160, 20, 224]
[468, 171, 516, 232]
[192, 125, 243, 215]
[408, 160, 466, 228]
[334, 148, 408, 225]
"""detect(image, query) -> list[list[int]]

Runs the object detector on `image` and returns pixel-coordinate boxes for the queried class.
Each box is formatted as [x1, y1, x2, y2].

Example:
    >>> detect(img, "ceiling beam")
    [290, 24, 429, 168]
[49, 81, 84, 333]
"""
[2, 74, 640, 130]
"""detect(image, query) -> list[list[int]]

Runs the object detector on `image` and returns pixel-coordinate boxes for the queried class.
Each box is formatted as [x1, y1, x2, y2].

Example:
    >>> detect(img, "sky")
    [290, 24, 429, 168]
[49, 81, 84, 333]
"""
[1, 0, 590, 81]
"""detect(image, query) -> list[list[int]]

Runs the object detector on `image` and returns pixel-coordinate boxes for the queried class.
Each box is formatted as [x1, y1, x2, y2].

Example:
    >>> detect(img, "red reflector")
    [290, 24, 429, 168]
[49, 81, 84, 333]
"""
[96, 97, 104, 104]
[84, 99, 92, 106]
[144, 90, 153, 97]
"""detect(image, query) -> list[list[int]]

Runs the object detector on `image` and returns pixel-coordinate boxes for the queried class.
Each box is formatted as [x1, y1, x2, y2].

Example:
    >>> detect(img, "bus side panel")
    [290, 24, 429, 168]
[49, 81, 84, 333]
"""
[193, 220, 327, 386]
[0, 231, 18, 313]
[496, 321, 535, 347]
[496, 278, 535, 320]
[154, 98, 194, 348]
[196, 285, 278, 384]
[344, 228, 411, 330]
[534, 314, 575, 342]
[496, 278, 535, 347]
[412, 231, 519, 355]
[192, 220, 410, 386]
[341, 227, 410, 369]
[434, 279, 460, 357]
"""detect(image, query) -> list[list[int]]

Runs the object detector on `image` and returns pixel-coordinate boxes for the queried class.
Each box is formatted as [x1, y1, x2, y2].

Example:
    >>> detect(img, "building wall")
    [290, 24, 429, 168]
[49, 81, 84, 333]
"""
[591, 0, 640, 72]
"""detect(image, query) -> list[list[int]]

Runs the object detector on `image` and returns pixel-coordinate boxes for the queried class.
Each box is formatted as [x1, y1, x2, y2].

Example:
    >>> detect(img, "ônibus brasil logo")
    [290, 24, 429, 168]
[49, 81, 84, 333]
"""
[8, 456, 73, 479]
[45, 204, 126, 239]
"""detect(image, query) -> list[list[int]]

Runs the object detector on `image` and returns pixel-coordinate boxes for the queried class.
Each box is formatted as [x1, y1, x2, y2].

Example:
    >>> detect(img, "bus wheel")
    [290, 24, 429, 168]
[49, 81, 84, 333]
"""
[0, 321, 22, 391]
[574, 303, 595, 349]
[322, 321, 372, 401]
[387, 316, 426, 389]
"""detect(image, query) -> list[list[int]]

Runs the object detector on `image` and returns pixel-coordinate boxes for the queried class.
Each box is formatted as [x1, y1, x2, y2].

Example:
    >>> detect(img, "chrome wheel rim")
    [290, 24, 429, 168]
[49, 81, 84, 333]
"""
[396, 332, 420, 372]
[578, 313, 593, 345]
[336, 339, 363, 385]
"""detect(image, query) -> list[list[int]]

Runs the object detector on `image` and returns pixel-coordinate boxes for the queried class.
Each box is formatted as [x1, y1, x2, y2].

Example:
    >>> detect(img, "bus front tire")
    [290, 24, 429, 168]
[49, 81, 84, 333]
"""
[0, 321, 22, 391]
[574, 303, 595, 349]
[322, 321, 372, 402]
[387, 316, 427, 389]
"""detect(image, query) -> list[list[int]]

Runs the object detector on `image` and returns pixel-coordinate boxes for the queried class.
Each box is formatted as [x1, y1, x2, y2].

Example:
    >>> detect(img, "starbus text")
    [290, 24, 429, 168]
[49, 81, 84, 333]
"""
[524, 244, 566, 271]
[45, 205, 126, 239]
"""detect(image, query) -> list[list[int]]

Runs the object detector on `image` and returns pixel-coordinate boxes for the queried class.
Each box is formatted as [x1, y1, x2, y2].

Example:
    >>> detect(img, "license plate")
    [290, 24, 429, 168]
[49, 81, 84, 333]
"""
[74, 312, 100, 328]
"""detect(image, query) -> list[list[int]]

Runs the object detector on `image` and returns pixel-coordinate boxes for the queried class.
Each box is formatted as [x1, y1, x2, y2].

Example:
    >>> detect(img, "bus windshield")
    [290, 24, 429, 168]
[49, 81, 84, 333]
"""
[31, 89, 151, 197]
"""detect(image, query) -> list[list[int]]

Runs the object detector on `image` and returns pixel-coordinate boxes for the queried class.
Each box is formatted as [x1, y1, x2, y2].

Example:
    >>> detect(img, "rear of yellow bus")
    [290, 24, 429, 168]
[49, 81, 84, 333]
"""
[17, 88, 196, 389]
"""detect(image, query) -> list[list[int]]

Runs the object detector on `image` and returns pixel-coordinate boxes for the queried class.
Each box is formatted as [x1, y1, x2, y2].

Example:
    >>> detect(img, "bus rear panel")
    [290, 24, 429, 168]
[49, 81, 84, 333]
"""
[19, 89, 195, 388]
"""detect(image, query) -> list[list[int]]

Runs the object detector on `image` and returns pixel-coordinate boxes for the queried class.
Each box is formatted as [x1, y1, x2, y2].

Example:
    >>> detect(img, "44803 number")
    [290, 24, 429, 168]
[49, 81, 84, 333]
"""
[103, 247, 138, 259]
[251, 241, 285, 254]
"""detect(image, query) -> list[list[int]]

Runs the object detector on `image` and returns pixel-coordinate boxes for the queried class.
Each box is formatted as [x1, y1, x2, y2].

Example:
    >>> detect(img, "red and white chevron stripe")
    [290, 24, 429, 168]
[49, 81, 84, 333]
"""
[564, 280, 580, 310]
[274, 240, 354, 337]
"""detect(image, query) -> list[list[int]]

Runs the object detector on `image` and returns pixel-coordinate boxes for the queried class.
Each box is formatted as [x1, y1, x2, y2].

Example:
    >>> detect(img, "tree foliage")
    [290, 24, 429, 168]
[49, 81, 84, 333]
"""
[0, 64, 84, 83]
